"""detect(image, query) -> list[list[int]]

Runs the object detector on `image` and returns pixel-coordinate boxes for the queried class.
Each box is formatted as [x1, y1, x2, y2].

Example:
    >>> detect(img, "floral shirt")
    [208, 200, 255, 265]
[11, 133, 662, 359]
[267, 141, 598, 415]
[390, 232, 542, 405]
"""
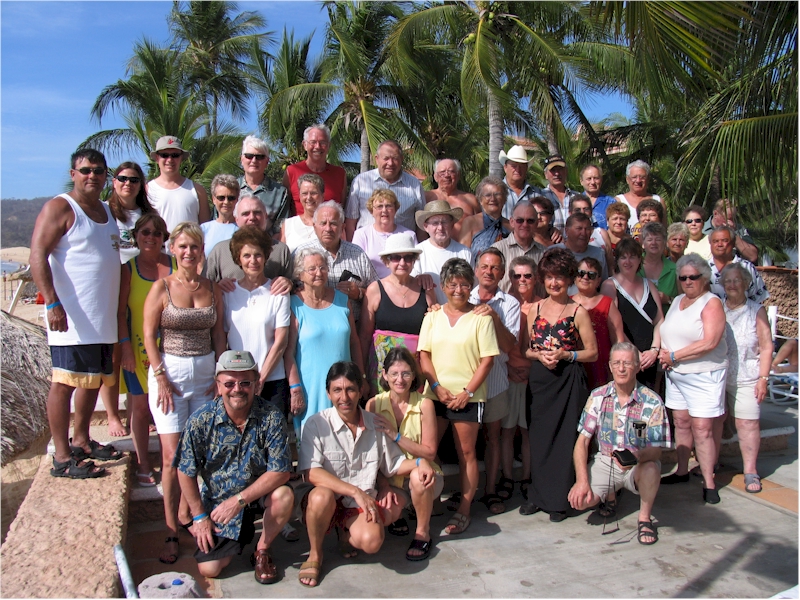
[530, 304, 579, 351]
[175, 396, 291, 540]
[578, 381, 672, 456]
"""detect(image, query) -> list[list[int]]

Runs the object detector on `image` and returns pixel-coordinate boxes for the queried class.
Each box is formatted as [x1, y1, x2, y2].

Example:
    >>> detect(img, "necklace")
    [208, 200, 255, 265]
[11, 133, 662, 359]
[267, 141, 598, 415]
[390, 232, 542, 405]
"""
[390, 277, 411, 305]
[547, 296, 569, 322]
[176, 276, 200, 292]
[726, 299, 747, 311]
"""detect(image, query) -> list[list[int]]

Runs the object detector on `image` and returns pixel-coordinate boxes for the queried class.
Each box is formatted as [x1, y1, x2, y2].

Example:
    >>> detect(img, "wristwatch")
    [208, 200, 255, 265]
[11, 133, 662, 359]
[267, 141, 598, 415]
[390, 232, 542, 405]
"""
[463, 388, 474, 398]
[236, 492, 246, 507]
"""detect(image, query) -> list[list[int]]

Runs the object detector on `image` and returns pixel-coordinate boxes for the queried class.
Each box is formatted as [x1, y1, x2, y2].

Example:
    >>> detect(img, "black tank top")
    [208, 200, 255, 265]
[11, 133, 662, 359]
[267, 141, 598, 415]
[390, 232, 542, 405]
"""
[374, 280, 429, 335]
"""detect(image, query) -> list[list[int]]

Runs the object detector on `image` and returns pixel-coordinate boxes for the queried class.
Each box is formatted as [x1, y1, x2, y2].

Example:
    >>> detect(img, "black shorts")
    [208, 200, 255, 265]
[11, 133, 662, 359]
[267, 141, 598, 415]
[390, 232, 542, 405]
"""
[194, 506, 257, 563]
[434, 399, 484, 423]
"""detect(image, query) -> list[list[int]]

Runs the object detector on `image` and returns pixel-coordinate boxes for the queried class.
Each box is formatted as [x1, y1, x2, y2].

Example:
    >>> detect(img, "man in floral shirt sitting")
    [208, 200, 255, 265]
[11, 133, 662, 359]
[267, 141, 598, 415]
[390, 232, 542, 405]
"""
[568, 342, 671, 545]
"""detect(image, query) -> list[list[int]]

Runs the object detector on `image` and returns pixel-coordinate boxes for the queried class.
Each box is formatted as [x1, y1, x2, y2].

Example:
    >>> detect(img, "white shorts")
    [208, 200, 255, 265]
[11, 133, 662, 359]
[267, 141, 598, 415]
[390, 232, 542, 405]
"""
[501, 381, 528, 430]
[148, 352, 216, 434]
[726, 383, 761, 420]
[665, 368, 727, 418]
[588, 454, 660, 500]
[483, 389, 509, 424]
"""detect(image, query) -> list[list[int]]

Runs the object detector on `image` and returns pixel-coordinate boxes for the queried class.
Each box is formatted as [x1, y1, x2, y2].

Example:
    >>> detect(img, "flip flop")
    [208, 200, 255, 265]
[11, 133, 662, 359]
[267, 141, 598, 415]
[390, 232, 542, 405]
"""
[406, 537, 432, 561]
[50, 456, 105, 479]
[744, 473, 762, 493]
[136, 471, 156, 487]
[298, 561, 321, 587]
[70, 438, 123, 462]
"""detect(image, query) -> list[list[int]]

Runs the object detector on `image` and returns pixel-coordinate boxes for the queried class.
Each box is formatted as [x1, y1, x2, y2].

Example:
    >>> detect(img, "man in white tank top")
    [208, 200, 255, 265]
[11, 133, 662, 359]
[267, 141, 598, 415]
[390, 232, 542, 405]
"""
[30, 148, 123, 479]
[147, 136, 211, 233]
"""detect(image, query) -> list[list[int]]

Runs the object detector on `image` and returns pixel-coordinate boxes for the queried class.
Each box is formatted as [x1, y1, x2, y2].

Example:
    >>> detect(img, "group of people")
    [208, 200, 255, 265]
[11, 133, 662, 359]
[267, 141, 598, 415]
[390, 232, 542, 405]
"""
[31, 132, 781, 587]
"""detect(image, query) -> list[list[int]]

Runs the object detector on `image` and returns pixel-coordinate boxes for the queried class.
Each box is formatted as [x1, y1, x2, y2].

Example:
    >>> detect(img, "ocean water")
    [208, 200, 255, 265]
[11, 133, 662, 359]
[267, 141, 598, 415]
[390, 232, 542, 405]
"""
[1, 261, 20, 274]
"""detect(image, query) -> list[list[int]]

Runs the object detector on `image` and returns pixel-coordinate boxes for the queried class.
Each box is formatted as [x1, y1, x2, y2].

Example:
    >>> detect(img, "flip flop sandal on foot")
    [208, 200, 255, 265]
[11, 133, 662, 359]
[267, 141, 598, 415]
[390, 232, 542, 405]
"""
[298, 561, 321, 587]
[70, 438, 123, 461]
[136, 471, 156, 487]
[406, 538, 432, 561]
[744, 473, 762, 493]
[50, 456, 105, 479]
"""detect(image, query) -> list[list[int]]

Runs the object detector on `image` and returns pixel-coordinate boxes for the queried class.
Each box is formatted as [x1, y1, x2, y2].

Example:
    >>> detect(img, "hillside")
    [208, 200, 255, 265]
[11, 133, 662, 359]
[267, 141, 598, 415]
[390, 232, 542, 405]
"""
[1, 198, 50, 249]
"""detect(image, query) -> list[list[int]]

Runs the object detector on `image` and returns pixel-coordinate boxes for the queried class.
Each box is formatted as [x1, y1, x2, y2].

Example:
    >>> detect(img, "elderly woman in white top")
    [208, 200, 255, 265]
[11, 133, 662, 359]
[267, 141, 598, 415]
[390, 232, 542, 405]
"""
[657, 253, 727, 504]
[614, 160, 662, 231]
[721, 262, 773, 493]
[280, 173, 325, 251]
[352, 189, 416, 278]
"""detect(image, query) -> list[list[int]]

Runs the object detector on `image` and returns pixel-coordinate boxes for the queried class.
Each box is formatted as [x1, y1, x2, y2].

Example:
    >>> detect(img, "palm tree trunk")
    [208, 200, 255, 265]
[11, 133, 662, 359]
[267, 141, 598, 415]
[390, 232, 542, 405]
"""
[488, 90, 503, 178]
[360, 127, 371, 173]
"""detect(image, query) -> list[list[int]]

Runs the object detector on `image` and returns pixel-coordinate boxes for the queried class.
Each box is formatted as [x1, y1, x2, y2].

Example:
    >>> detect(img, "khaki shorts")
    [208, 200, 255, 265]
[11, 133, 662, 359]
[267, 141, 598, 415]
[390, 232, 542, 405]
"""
[726, 383, 760, 420]
[483, 389, 509, 424]
[501, 381, 528, 430]
[588, 454, 661, 501]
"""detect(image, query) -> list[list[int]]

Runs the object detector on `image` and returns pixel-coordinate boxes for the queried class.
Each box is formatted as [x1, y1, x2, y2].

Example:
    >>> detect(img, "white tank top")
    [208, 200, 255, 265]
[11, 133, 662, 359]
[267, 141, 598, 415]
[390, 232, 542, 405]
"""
[147, 178, 200, 232]
[660, 291, 728, 374]
[283, 216, 316, 251]
[47, 194, 121, 346]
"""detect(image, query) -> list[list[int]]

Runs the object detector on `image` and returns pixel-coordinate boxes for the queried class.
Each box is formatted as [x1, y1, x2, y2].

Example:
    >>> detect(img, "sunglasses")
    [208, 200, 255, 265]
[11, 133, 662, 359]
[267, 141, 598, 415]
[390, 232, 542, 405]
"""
[221, 380, 253, 389]
[514, 217, 537, 224]
[75, 167, 107, 176]
[115, 175, 140, 184]
[243, 153, 267, 161]
[678, 273, 703, 281]
[138, 228, 164, 238]
[158, 152, 182, 159]
[511, 272, 533, 280]
[577, 270, 599, 280]
[388, 253, 417, 263]
[215, 195, 238, 202]
[684, 218, 703, 224]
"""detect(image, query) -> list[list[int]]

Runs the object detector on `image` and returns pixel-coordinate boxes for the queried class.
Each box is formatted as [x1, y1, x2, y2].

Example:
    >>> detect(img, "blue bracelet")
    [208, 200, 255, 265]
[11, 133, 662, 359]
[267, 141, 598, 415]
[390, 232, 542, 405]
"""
[416, 457, 421, 467]
[670, 351, 676, 364]
[572, 351, 578, 363]
[289, 383, 301, 389]
[192, 512, 208, 522]
[119, 337, 130, 343]
[46, 301, 61, 310]
[395, 432, 402, 443]
[431, 381, 440, 390]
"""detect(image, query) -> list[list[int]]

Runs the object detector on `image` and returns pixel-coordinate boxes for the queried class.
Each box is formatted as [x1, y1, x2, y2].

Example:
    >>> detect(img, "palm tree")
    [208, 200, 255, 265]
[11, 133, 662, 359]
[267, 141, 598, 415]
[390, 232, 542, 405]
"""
[168, 0, 270, 135]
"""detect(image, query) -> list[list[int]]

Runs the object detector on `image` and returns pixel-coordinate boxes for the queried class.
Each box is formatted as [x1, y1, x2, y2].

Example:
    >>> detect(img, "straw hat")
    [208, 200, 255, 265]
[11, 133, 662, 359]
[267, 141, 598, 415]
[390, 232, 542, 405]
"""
[414, 200, 464, 230]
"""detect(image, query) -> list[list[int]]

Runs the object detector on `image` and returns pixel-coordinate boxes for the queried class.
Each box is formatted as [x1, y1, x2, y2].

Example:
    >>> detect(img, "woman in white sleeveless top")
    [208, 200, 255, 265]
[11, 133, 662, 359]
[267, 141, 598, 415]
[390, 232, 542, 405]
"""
[657, 253, 727, 504]
[281, 173, 324, 251]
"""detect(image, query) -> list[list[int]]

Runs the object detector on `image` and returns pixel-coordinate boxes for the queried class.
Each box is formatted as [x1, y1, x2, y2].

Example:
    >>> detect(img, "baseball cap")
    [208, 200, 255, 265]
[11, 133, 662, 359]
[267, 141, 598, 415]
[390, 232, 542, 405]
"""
[215, 350, 257, 375]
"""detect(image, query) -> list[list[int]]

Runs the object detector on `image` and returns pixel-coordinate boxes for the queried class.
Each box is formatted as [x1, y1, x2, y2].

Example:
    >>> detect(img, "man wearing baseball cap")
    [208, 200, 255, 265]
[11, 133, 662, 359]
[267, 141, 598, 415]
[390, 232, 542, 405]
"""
[148, 136, 211, 236]
[498, 145, 542, 220]
[539, 154, 578, 234]
[175, 350, 294, 584]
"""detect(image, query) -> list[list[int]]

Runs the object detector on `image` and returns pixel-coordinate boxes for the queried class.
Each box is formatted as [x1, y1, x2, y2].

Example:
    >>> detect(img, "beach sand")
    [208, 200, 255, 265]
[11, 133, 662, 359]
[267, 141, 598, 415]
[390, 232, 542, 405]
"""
[2, 246, 41, 324]
[1, 247, 31, 266]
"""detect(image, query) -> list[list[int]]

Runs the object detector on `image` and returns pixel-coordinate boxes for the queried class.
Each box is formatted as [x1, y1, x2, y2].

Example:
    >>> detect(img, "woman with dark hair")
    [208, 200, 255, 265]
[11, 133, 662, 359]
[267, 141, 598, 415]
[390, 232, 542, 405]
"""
[418, 258, 499, 535]
[521, 248, 597, 522]
[600, 237, 664, 389]
[683, 205, 711, 260]
[366, 347, 443, 561]
[571, 256, 625, 390]
[605, 202, 632, 250]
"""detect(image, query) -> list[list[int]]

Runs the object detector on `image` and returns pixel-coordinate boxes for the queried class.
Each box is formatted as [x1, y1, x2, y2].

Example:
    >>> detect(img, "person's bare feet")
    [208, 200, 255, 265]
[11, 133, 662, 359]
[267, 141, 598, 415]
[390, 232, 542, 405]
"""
[107, 416, 127, 437]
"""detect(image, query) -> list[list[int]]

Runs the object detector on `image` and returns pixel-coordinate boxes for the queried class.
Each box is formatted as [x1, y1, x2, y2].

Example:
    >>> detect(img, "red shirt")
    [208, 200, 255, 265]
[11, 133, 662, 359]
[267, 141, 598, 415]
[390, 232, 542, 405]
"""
[285, 161, 347, 215]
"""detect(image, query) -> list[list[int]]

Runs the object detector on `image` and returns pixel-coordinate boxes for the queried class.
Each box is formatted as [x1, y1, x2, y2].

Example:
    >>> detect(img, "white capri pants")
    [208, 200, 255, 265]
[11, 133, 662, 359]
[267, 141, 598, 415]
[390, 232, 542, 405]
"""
[665, 368, 727, 418]
[148, 351, 216, 434]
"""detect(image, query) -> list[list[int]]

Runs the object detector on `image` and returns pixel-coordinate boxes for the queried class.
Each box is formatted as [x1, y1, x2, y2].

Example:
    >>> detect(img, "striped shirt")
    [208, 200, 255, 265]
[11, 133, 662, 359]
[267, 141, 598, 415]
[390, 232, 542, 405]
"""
[346, 169, 426, 232]
[293, 238, 378, 321]
[538, 185, 579, 233]
[491, 233, 546, 293]
[501, 179, 541, 220]
[708, 255, 769, 304]
[468, 286, 520, 397]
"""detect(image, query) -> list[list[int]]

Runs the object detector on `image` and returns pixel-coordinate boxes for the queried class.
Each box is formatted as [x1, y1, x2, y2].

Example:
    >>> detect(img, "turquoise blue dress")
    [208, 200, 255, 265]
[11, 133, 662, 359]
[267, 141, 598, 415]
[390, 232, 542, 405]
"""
[292, 290, 352, 438]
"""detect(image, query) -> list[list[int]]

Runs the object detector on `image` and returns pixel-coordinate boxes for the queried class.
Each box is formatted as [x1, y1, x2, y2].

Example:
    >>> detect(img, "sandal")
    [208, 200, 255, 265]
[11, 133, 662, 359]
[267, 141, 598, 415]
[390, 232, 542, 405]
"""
[298, 560, 321, 587]
[744, 473, 762, 494]
[159, 536, 179, 564]
[388, 517, 409, 536]
[50, 456, 105, 479]
[406, 537, 432, 561]
[496, 476, 514, 501]
[444, 512, 470, 535]
[70, 438, 123, 462]
[637, 520, 658, 545]
[596, 497, 617, 518]
[518, 478, 531, 501]
[136, 471, 156, 487]
[478, 493, 506, 515]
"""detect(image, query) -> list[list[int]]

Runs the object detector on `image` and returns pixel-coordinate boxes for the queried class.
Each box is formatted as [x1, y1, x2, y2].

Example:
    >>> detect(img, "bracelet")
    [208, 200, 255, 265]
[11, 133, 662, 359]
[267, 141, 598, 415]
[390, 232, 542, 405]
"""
[192, 512, 208, 522]
[46, 301, 61, 310]
[650, 347, 659, 353]
[416, 457, 421, 467]
[236, 492, 247, 507]
[431, 381, 440, 390]
[153, 366, 166, 376]
[289, 383, 301, 390]
[670, 351, 676, 364]
[572, 351, 578, 363]
[759, 376, 770, 381]
[395, 432, 402, 443]
[119, 337, 130, 343]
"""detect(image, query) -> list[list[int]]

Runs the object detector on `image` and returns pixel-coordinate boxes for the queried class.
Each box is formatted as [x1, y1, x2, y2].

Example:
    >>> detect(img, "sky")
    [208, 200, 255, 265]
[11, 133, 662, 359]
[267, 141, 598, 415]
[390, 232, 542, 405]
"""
[0, 1, 632, 200]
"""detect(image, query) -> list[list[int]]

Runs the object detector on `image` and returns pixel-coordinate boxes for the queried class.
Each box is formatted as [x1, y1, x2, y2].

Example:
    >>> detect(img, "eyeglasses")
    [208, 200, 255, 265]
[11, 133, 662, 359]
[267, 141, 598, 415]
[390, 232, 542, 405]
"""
[75, 167, 107, 176]
[115, 175, 140, 184]
[220, 380, 253, 389]
[388, 254, 416, 263]
[684, 218, 703, 224]
[158, 152, 182, 160]
[678, 273, 703, 281]
[304, 265, 329, 274]
[511, 272, 533, 280]
[425, 219, 451, 228]
[609, 360, 636, 369]
[138, 228, 164, 238]
[723, 277, 744, 285]
[243, 153, 266, 161]
[577, 270, 599, 280]
[445, 282, 471, 291]
[482, 192, 505, 199]
[215, 195, 238, 202]
[373, 204, 396, 211]
[514, 217, 536, 224]
[386, 371, 413, 380]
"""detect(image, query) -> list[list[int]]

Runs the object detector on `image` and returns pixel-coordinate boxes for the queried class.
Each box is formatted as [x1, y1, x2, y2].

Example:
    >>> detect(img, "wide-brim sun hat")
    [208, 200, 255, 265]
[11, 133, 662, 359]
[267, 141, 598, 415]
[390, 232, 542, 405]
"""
[498, 145, 533, 166]
[150, 136, 189, 161]
[414, 200, 464, 230]
[378, 231, 422, 257]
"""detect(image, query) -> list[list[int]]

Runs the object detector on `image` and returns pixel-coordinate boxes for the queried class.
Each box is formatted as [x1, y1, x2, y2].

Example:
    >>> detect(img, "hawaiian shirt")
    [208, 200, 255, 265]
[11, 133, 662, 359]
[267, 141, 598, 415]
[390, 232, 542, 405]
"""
[578, 381, 672, 457]
[175, 396, 292, 540]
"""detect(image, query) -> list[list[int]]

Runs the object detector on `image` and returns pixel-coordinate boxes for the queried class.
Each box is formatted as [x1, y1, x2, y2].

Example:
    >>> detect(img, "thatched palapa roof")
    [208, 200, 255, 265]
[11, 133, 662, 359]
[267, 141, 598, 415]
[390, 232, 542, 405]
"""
[1, 310, 50, 466]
